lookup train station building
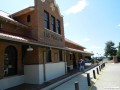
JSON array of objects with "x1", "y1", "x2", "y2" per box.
[{"x1": 0, "y1": 0, "x2": 92, "y2": 89}]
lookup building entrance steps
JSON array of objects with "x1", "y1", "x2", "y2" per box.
[{"x1": 6, "y1": 63, "x2": 98, "y2": 90}]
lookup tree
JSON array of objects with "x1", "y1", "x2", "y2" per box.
[{"x1": 104, "y1": 41, "x2": 117, "y2": 59}]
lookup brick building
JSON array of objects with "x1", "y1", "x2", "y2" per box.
[{"x1": 0, "y1": 0, "x2": 92, "y2": 89}]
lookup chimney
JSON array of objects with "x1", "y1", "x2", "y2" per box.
[
  {"x1": 34, "y1": 0, "x2": 43, "y2": 40},
  {"x1": 34, "y1": 0, "x2": 41, "y2": 10}
]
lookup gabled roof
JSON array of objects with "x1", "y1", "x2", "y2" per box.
[
  {"x1": 0, "y1": 10, "x2": 15, "y2": 21},
  {"x1": 0, "y1": 31, "x2": 93, "y2": 55},
  {"x1": 11, "y1": 6, "x2": 34, "y2": 17},
  {"x1": 65, "y1": 38, "x2": 86, "y2": 49},
  {"x1": 0, "y1": 10, "x2": 28, "y2": 28}
]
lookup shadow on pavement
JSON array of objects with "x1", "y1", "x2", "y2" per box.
[{"x1": 92, "y1": 86, "x2": 97, "y2": 90}]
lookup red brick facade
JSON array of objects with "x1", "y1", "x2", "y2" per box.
[
  {"x1": 12, "y1": 0, "x2": 65, "y2": 47},
  {"x1": 0, "y1": 0, "x2": 92, "y2": 81}
]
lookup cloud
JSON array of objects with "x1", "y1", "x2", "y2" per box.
[
  {"x1": 89, "y1": 45, "x2": 104, "y2": 56},
  {"x1": 90, "y1": 45, "x2": 102, "y2": 49},
  {"x1": 118, "y1": 24, "x2": 120, "y2": 27},
  {"x1": 22, "y1": 5, "x2": 30, "y2": 9},
  {"x1": 64, "y1": 22, "x2": 70, "y2": 27},
  {"x1": 65, "y1": 0, "x2": 88, "y2": 15},
  {"x1": 74, "y1": 40, "x2": 80, "y2": 44},
  {"x1": 83, "y1": 37, "x2": 91, "y2": 42}
]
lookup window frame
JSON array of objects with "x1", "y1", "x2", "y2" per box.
[
  {"x1": 27, "y1": 15, "x2": 31, "y2": 23},
  {"x1": 46, "y1": 49, "x2": 51, "y2": 62},
  {"x1": 44, "y1": 11, "x2": 49, "y2": 29},
  {"x1": 51, "y1": 15, "x2": 56, "y2": 32},
  {"x1": 59, "y1": 50, "x2": 63, "y2": 61},
  {"x1": 0, "y1": 22, "x2": 3, "y2": 29},
  {"x1": 56, "y1": 20, "x2": 61, "y2": 34},
  {"x1": 70, "y1": 53, "x2": 72, "y2": 60}
]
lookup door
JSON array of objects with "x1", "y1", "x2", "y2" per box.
[
  {"x1": 73, "y1": 53, "x2": 77, "y2": 69},
  {"x1": 4, "y1": 46, "x2": 17, "y2": 76}
]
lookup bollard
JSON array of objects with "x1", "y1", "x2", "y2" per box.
[
  {"x1": 75, "y1": 81, "x2": 79, "y2": 90},
  {"x1": 93, "y1": 70, "x2": 96, "y2": 79},
  {"x1": 87, "y1": 73, "x2": 91, "y2": 86},
  {"x1": 101, "y1": 65, "x2": 102, "y2": 69},
  {"x1": 103, "y1": 63, "x2": 104, "y2": 68},
  {"x1": 99, "y1": 66, "x2": 101, "y2": 71},
  {"x1": 96, "y1": 68, "x2": 99, "y2": 74}
]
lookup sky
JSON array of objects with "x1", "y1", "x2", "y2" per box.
[{"x1": 0, "y1": 0, "x2": 120, "y2": 57}]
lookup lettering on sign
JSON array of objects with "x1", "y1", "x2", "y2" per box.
[{"x1": 44, "y1": 31, "x2": 62, "y2": 42}]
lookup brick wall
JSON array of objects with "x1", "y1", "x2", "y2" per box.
[
  {"x1": 10, "y1": 0, "x2": 65, "y2": 48},
  {"x1": 0, "y1": 20, "x2": 32, "y2": 39},
  {"x1": 34, "y1": 0, "x2": 65, "y2": 47},
  {"x1": 13, "y1": 11, "x2": 38, "y2": 40},
  {"x1": 39, "y1": 47, "x2": 65, "y2": 64},
  {"x1": 0, "y1": 42, "x2": 23, "y2": 79},
  {"x1": 24, "y1": 47, "x2": 39, "y2": 65}
]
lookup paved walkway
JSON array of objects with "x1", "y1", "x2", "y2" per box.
[
  {"x1": 43, "y1": 65, "x2": 100, "y2": 90},
  {"x1": 6, "y1": 64, "x2": 97, "y2": 90},
  {"x1": 92, "y1": 63, "x2": 120, "y2": 90}
]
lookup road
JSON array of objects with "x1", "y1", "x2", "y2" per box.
[{"x1": 92, "y1": 63, "x2": 120, "y2": 90}]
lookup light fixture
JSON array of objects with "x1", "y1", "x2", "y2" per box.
[
  {"x1": 70, "y1": 52, "x2": 72, "y2": 54},
  {"x1": 41, "y1": 0, "x2": 46, "y2": 2},
  {"x1": 27, "y1": 46, "x2": 33, "y2": 51}
]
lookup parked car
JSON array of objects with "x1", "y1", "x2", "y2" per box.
[
  {"x1": 97, "y1": 57, "x2": 103, "y2": 61},
  {"x1": 84, "y1": 58, "x2": 92, "y2": 63}
]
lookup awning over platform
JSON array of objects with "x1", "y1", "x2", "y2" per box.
[
  {"x1": 65, "y1": 47, "x2": 93, "y2": 56},
  {"x1": 0, "y1": 32, "x2": 93, "y2": 55},
  {"x1": 0, "y1": 32, "x2": 66, "y2": 50}
]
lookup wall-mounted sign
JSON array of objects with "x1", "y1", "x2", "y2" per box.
[{"x1": 44, "y1": 31, "x2": 63, "y2": 42}]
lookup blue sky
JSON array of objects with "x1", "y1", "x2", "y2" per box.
[{"x1": 0, "y1": 0, "x2": 120, "y2": 56}]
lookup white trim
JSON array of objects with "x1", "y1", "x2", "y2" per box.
[
  {"x1": 24, "y1": 65, "x2": 40, "y2": 84},
  {"x1": 24, "y1": 62, "x2": 66, "y2": 84},
  {"x1": 45, "y1": 62, "x2": 65, "y2": 81}
]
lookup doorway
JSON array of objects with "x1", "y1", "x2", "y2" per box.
[
  {"x1": 73, "y1": 53, "x2": 77, "y2": 69},
  {"x1": 4, "y1": 46, "x2": 17, "y2": 76}
]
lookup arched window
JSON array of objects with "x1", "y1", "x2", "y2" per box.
[
  {"x1": 27, "y1": 15, "x2": 31, "y2": 23},
  {"x1": 4, "y1": 46, "x2": 17, "y2": 76}
]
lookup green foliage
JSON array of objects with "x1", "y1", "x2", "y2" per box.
[{"x1": 104, "y1": 41, "x2": 117, "y2": 59}]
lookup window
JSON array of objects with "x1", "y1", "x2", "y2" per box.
[
  {"x1": 59, "y1": 50, "x2": 62, "y2": 61},
  {"x1": 56, "y1": 20, "x2": 61, "y2": 34},
  {"x1": 51, "y1": 16, "x2": 56, "y2": 32},
  {"x1": 0, "y1": 23, "x2": 3, "y2": 29},
  {"x1": 54, "y1": 53, "x2": 58, "y2": 61},
  {"x1": 70, "y1": 53, "x2": 72, "y2": 60},
  {"x1": 27, "y1": 15, "x2": 31, "y2": 23},
  {"x1": 44, "y1": 11, "x2": 49, "y2": 29},
  {"x1": 63, "y1": 53, "x2": 66, "y2": 61},
  {"x1": 46, "y1": 49, "x2": 51, "y2": 62}
]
